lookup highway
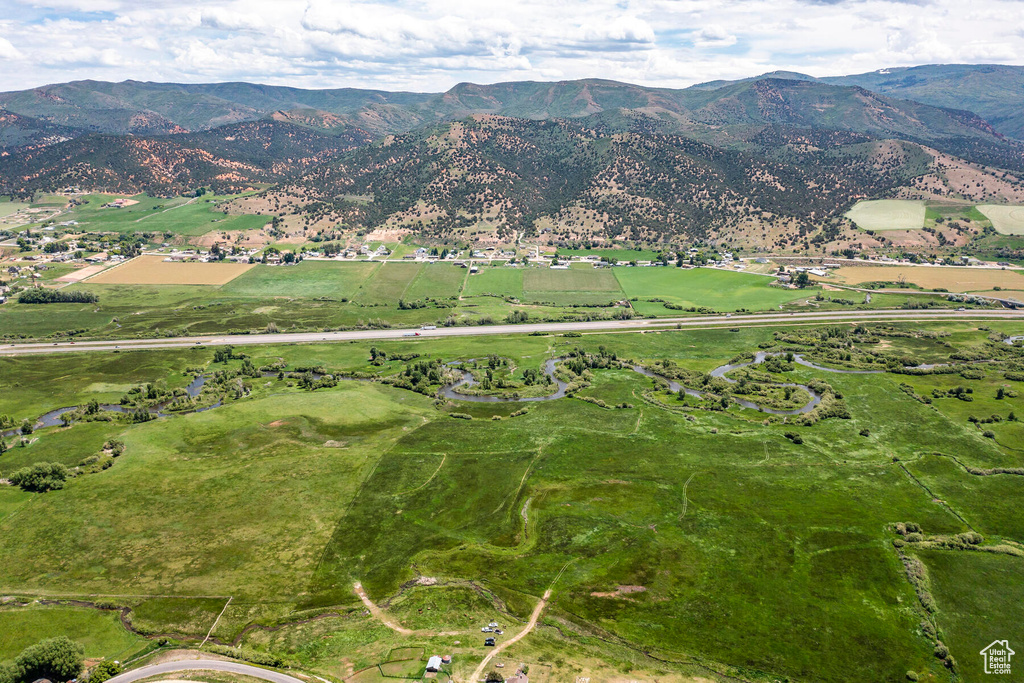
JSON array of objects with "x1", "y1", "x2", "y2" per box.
[
  {"x1": 104, "y1": 659, "x2": 306, "y2": 683},
  {"x1": 2, "y1": 309, "x2": 1022, "y2": 356}
]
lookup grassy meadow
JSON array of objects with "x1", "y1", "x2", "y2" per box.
[{"x1": 0, "y1": 321, "x2": 1020, "y2": 681}]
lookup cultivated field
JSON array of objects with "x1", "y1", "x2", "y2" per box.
[
  {"x1": 352, "y1": 263, "x2": 422, "y2": 305},
  {"x1": 222, "y1": 261, "x2": 378, "y2": 298},
  {"x1": 831, "y1": 265, "x2": 1024, "y2": 291},
  {"x1": 977, "y1": 204, "x2": 1024, "y2": 235},
  {"x1": 55, "y1": 264, "x2": 107, "y2": 283},
  {"x1": 403, "y1": 263, "x2": 467, "y2": 300},
  {"x1": 846, "y1": 199, "x2": 927, "y2": 231},
  {"x1": 615, "y1": 267, "x2": 807, "y2": 310},
  {"x1": 87, "y1": 254, "x2": 254, "y2": 285}
]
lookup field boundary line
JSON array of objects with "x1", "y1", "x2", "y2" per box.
[
  {"x1": 678, "y1": 472, "x2": 698, "y2": 520},
  {"x1": 200, "y1": 596, "x2": 232, "y2": 648},
  {"x1": 77, "y1": 255, "x2": 139, "y2": 285},
  {"x1": 394, "y1": 453, "x2": 447, "y2": 496}
]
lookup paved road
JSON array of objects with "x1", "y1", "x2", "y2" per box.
[
  {"x1": 2, "y1": 309, "x2": 1022, "y2": 356},
  {"x1": 105, "y1": 659, "x2": 305, "y2": 683}
]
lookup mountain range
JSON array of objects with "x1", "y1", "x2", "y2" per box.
[{"x1": 1, "y1": 64, "x2": 1022, "y2": 248}]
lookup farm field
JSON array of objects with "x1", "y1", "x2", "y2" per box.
[
  {"x1": 615, "y1": 266, "x2": 808, "y2": 310},
  {"x1": 351, "y1": 262, "x2": 423, "y2": 305},
  {"x1": 976, "y1": 204, "x2": 1024, "y2": 235},
  {"x1": 48, "y1": 193, "x2": 268, "y2": 236},
  {"x1": 829, "y1": 264, "x2": 1024, "y2": 292},
  {"x1": 846, "y1": 199, "x2": 927, "y2": 231},
  {"x1": 222, "y1": 260, "x2": 378, "y2": 298},
  {"x1": 87, "y1": 254, "x2": 254, "y2": 285},
  {"x1": 0, "y1": 198, "x2": 29, "y2": 219},
  {"x1": 0, "y1": 322, "x2": 1020, "y2": 682},
  {"x1": 403, "y1": 262, "x2": 467, "y2": 300},
  {"x1": 462, "y1": 266, "x2": 523, "y2": 298}
]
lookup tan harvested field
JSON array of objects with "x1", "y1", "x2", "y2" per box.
[
  {"x1": 831, "y1": 265, "x2": 1024, "y2": 291},
  {"x1": 977, "y1": 205, "x2": 1024, "y2": 235},
  {"x1": 88, "y1": 254, "x2": 254, "y2": 285},
  {"x1": 55, "y1": 264, "x2": 108, "y2": 282}
]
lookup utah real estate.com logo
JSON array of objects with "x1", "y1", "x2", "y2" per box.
[{"x1": 980, "y1": 640, "x2": 1015, "y2": 675}]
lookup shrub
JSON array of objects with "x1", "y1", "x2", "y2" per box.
[
  {"x1": 9, "y1": 462, "x2": 68, "y2": 492},
  {"x1": 983, "y1": 430, "x2": 996, "y2": 438},
  {"x1": 859, "y1": 428, "x2": 870, "y2": 436},
  {"x1": 205, "y1": 644, "x2": 283, "y2": 667},
  {"x1": 906, "y1": 672, "x2": 919, "y2": 682},
  {"x1": 13, "y1": 636, "x2": 84, "y2": 683},
  {"x1": 18, "y1": 289, "x2": 98, "y2": 304},
  {"x1": 906, "y1": 532, "x2": 924, "y2": 542},
  {"x1": 88, "y1": 660, "x2": 123, "y2": 683},
  {"x1": 449, "y1": 412, "x2": 473, "y2": 420}
]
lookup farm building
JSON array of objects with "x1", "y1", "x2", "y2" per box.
[{"x1": 426, "y1": 655, "x2": 442, "y2": 672}]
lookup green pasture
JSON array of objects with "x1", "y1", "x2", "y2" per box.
[
  {"x1": 615, "y1": 267, "x2": 809, "y2": 310},
  {"x1": 352, "y1": 263, "x2": 423, "y2": 305},
  {"x1": 846, "y1": 199, "x2": 927, "y2": 231},
  {"x1": 0, "y1": 198, "x2": 29, "y2": 219},
  {"x1": 0, "y1": 605, "x2": 144, "y2": 662},
  {"x1": 919, "y1": 550, "x2": 1024, "y2": 682},
  {"x1": 403, "y1": 263, "x2": 467, "y2": 300},
  {"x1": 223, "y1": 261, "x2": 379, "y2": 299},
  {"x1": 462, "y1": 266, "x2": 523, "y2": 298}
]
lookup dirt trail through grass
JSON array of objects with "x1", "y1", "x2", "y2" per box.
[
  {"x1": 467, "y1": 561, "x2": 573, "y2": 682},
  {"x1": 353, "y1": 583, "x2": 463, "y2": 638},
  {"x1": 353, "y1": 582, "x2": 414, "y2": 635}
]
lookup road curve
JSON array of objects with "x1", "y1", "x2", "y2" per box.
[
  {"x1": 1, "y1": 309, "x2": 1022, "y2": 356},
  {"x1": 105, "y1": 659, "x2": 305, "y2": 683}
]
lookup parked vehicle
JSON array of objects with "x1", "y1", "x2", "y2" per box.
[{"x1": 484, "y1": 637, "x2": 496, "y2": 646}]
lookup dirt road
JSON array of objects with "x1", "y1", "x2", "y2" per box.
[
  {"x1": 353, "y1": 582, "x2": 414, "y2": 635},
  {"x1": 468, "y1": 588, "x2": 552, "y2": 683}
]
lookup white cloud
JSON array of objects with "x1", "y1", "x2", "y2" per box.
[{"x1": 0, "y1": 0, "x2": 1020, "y2": 91}]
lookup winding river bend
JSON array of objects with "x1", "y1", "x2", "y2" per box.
[
  {"x1": 8, "y1": 350, "x2": 892, "y2": 437},
  {"x1": 439, "y1": 351, "x2": 882, "y2": 415}
]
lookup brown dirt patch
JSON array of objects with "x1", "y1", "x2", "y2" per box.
[
  {"x1": 590, "y1": 585, "x2": 647, "y2": 598},
  {"x1": 88, "y1": 254, "x2": 254, "y2": 286},
  {"x1": 56, "y1": 264, "x2": 106, "y2": 282}
]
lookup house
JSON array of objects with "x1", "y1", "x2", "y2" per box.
[
  {"x1": 414, "y1": 247, "x2": 428, "y2": 257},
  {"x1": 504, "y1": 671, "x2": 528, "y2": 683},
  {"x1": 426, "y1": 656, "x2": 442, "y2": 672},
  {"x1": 808, "y1": 268, "x2": 827, "y2": 277},
  {"x1": 550, "y1": 264, "x2": 569, "y2": 270}
]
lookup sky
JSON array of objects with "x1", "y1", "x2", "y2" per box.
[{"x1": 0, "y1": 0, "x2": 1022, "y2": 92}]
